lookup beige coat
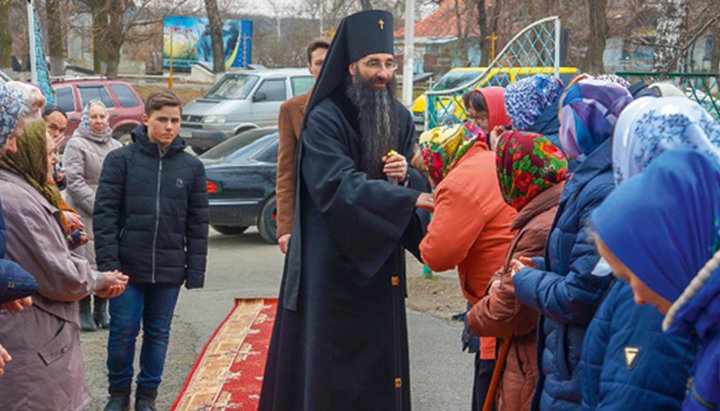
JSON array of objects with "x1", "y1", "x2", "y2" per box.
[
  {"x1": 0, "y1": 168, "x2": 103, "y2": 410},
  {"x1": 63, "y1": 129, "x2": 122, "y2": 267}
]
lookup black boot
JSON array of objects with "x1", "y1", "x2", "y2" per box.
[
  {"x1": 135, "y1": 386, "x2": 158, "y2": 411},
  {"x1": 103, "y1": 386, "x2": 130, "y2": 411},
  {"x1": 79, "y1": 296, "x2": 97, "y2": 332},
  {"x1": 94, "y1": 296, "x2": 110, "y2": 329}
]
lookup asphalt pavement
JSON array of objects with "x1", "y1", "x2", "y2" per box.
[{"x1": 83, "y1": 228, "x2": 473, "y2": 410}]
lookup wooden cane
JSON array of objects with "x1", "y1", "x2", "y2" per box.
[{"x1": 482, "y1": 338, "x2": 512, "y2": 411}]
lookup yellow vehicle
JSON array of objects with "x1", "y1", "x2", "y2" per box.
[{"x1": 414, "y1": 66, "x2": 580, "y2": 130}]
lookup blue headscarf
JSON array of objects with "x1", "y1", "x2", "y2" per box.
[
  {"x1": 612, "y1": 96, "x2": 720, "y2": 186},
  {"x1": 79, "y1": 100, "x2": 111, "y2": 133},
  {"x1": 559, "y1": 79, "x2": 633, "y2": 158},
  {"x1": 591, "y1": 149, "x2": 720, "y2": 337},
  {"x1": 504, "y1": 74, "x2": 564, "y2": 131},
  {"x1": 0, "y1": 82, "x2": 28, "y2": 147}
]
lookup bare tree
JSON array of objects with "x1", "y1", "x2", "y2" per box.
[
  {"x1": 654, "y1": 0, "x2": 688, "y2": 71},
  {"x1": 453, "y1": 0, "x2": 477, "y2": 66},
  {"x1": 0, "y1": 0, "x2": 10, "y2": 68},
  {"x1": 46, "y1": 0, "x2": 64, "y2": 75},
  {"x1": 587, "y1": 0, "x2": 608, "y2": 72},
  {"x1": 204, "y1": 0, "x2": 225, "y2": 73},
  {"x1": 360, "y1": 0, "x2": 373, "y2": 10}
]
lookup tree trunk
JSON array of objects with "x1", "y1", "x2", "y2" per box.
[
  {"x1": 46, "y1": 0, "x2": 64, "y2": 76},
  {"x1": 204, "y1": 0, "x2": 225, "y2": 73},
  {"x1": 454, "y1": 0, "x2": 466, "y2": 64},
  {"x1": 360, "y1": 0, "x2": 372, "y2": 11},
  {"x1": 0, "y1": 0, "x2": 11, "y2": 68},
  {"x1": 104, "y1": 0, "x2": 125, "y2": 78},
  {"x1": 477, "y1": 0, "x2": 489, "y2": 65},
  {"x1": 587, "y1": 0, "x2": 608, "y2": 73},
  {"x1": 654, "y1": 0, "x2": 688, "y2": 72},
  {"x1": 91, "y1": 2, "x2": 109, "y2": 74},
  {"x1": 711, "y1": 24, "x2": 720, "y2": 73}
]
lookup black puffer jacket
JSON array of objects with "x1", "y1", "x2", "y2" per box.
[{"x1": 94, "y1": 126, "x2": 208, "y2": 288}]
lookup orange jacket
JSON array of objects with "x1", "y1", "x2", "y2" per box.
[{"x1": 420, "y1": 141, "x2": 516, "y2": 359}]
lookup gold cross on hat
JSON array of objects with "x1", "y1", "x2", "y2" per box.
[{"x1": 378, "y1": 19, "x2": 385, "y2": 30}]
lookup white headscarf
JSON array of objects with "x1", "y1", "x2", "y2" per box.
[{"x1": 612, "y1": 96, "x2": 720, "y2": 186}]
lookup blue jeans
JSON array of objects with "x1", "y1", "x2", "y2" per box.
[{"x1": 107, "y1": 283, "x2": 181, "y2": 389}]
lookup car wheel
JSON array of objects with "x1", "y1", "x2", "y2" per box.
[
  {"x1": 258, "y1": 195, "x2": 277, "y2": 244},
  {"x1": 211, "y1": 225, "x2": 249, "y2": 235}
]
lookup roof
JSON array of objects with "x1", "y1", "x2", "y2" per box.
[{"x1": 394, "y1": 0, "x2": 479, "y2": 39}]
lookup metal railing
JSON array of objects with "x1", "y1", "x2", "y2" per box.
[
  {"x1": 425, "y1": 16, "x2": 562, "y2": 129},
  {"x1": 616, "y1": 71, "x2": 720, "y2": 120}
]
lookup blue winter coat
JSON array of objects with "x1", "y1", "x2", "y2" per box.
[
  {"x1": 581, "y1": 280, "x2": 694, "y2": 410},
  {"x1": 527, "y1": 104, "x2": 578, "y2": 172},
  {"x1": 513, "y1": 139, "x2": 615, "y2": 411},
  {"x1": 0, "y1": 198, "x2": 37, "y2": 303}
]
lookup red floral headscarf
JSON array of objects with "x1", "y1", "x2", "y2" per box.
[{"x1": 496, "y1": 131, "x2": 568, "y2": 211}]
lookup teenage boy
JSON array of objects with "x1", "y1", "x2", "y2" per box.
[{"x1": 94, "y1": 89, "x2": 209, "y2": 411}]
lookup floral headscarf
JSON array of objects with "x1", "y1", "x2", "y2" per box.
[
  {"x1": 419, "y1": 124, "x2": 478, "y2": 186},
  {"x1": 0, "y1": 82, "x2": 28, "y2": 147},
  {"x1": 504, "y1": 74, "x2": 565, "y2": 131},
  {"x1": 559, "y1": 79, "x2": 633, "y2": 159},
  {"x1": 612, "y1": 96, "x2": 720, "y2": 186},
  {"x1": 496, "y1": 131, "x2": 568, "y2": 211},
  {"x1": 594, "y1": 74, "x2": 631, "y2": 89},
  {"x1": 0, "y1": 119, "x2": 61, "y2": 208}
]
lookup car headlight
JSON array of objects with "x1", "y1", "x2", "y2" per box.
[{"x1": 203, "y1": 115, "x2": 226, "y2": 124}]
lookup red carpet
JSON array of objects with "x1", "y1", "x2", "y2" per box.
[{"x1": 171, "y1": 298, "x2": 277, "y2": 411}]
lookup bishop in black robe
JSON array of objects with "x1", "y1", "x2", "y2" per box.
[{"x1": 259, "y1": 10, "x2": 430, "y2": 411}]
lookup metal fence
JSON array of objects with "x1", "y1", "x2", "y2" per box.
[
  {"x1": 425, "y1": 16, "x2": 562, "y2": 129},
  {"x1": 616, "y1": 71, "x2": 720, "y2": 120}
]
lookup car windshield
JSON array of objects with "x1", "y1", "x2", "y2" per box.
[
  {"x1": 432, "y1": 71, "x2": 482, "y2": 91},
  {"x1": 205, "y1": 74, "x2": 259, "y2": 100},
  {"x1": 200, "y1": 128, "x2": 278, "y2": 161}
]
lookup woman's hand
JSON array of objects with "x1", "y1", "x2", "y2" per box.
[
  {"x1": 96, "y1": 271, "x2": 129, "y2": 298},
  {"x1": 62, "y1": 211, "x2": 85, "y2": 234},
  {"x1": 518, "y1": 256, "x2": 535, "y2": 268},
  {"x1": 0, "y1": 344, "x2": 11, "y2": 377},
  {"x1": 510, "y1": 259, "x2": 527, "y2": 277},
  {"x1": 415, "y1": 192, "x2": 435, "y2": 212},
  {"x1": 0, "y1": 296, "x2": 32, "y2": 313}
]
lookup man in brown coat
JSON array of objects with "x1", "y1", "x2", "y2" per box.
[{"x1": 275, "y1": 37, "x2": 329, "y2": 253}]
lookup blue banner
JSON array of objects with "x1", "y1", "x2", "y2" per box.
[{"x1": 163, "y1": 16, "x2": 253, "y2": 70}]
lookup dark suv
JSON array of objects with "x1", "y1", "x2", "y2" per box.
[{"x1": 52, "y1": 78, "x2": 145, "y2": 144}]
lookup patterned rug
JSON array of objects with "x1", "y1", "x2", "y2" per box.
[{"x1": 171, "y1": 298, "x2": 277, "y2": 410}]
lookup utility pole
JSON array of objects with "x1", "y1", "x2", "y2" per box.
[
  {"x1": 402, "y1": 0, "x2": 415, "y2": 107},
  {"x1": 27, "y1": 0, "x2": 37, "y2": 84}
]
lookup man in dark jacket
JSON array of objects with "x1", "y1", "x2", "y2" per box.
[{"x1": 94, "y1": 90, "x2": 209, "y2": 411}]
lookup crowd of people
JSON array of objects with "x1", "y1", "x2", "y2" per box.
[
  {"x1": 0, "y1": 8, "x2": 719, "y2": 411},
  {"x1": 0, "y1": 81, "x2": 208, "y2": 411},
  {"x1": 263, "y1": 10, "x2": 720, "y2": 411}
]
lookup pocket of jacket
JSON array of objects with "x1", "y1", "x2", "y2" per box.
[{"x1": 38, "y1": 321, "x2": 71, "y2": 366}]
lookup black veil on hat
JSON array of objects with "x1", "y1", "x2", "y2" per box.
[{"x1": 302, "y1": 10, "x2": 395, "y2": 127}]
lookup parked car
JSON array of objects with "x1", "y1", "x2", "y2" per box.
[
  {"x1": 200, "y1": 126, "x2": 280, "y2": 243},
  {"x1": 51, "y1": 77, "x2": 145, "y2": 144},
  {"x1": 180, "y1": 68, "x2": 313, "y2": 154}
]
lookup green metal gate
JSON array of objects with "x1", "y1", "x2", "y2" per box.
[
  {"x1": 425, "y1": 16, "x2": 563, "y2": 129},
  {"x1": 616, "y1": 71, "x2": 720, "y2": 120}
]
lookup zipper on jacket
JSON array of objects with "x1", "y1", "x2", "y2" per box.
[{"x1": 151, "y1": 158, "x2": 163, "y2": 283}]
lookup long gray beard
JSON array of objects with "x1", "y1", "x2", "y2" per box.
[{"x1": 346, "y1": 74, "x2": 399, "y2": 179}]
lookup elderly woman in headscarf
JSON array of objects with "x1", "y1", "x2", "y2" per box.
[
  {"x1": 592, "y1": 149, "x2": 720, "y2": 410},
  {"x1": 510, "y1": 79, "x2": 633, "y2": 410},
  {"x1": 65, "y1": 100, "x2": 122, "y2": 331},
  {"x1": 418, "y1": 124, "x2": 516, "y2": 410},
  {"x1": 503, "y1": 74, "x2": 565, "y2": 150},
  {"x1": 0, "y1": 119, "x2": 128, "y2": 410},
  {"x1": 462, "y1": 86, "x2": 511, "y2": 146},
  {"x1": 467, "y1": 131, "x2": 568, "y2": 411},
  {"x1": 581, "y1": 97, "x2": 718, "y2": 409}
]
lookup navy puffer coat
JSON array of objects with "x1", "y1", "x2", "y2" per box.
[
  {"x1": 581, "y1": 280, "x2": 694, "y2": 410},
  {"x1": 94, "y1": 126, "x2": 208, "y2": 288},
  {"x1": 513, "y1": 139, "x2": 615, "y2": 410}
]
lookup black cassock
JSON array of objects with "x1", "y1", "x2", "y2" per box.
[{"x1": 258, "y1": 87, "x2": 429, "y2": 411}]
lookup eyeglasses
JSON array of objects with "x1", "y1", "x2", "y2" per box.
[{"x1": 361, "y1": 59, "x2": 398, "y2": 71}]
